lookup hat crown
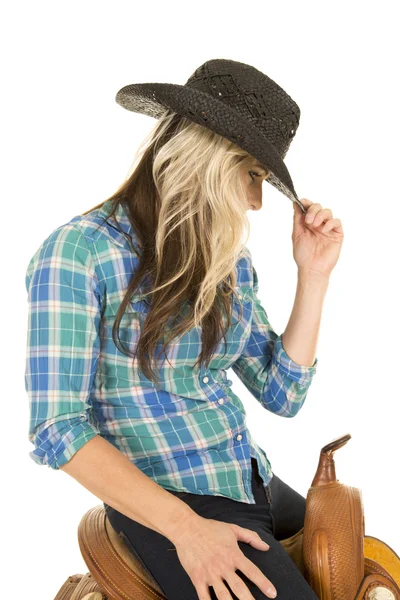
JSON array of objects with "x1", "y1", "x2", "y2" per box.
[{"x1": 185, "y1": 59, "x2": 300, "y2": 158}]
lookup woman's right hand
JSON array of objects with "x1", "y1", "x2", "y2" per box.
[{"x1": 172, "y1": 514, "x2": 277, "y2": 600}]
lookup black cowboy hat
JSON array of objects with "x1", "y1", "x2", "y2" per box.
[{"x1": 115, "y1": 58, "x2": 307, "y2": 213}]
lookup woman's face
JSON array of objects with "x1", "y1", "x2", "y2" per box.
[{"x1": 239, "y1": 158, "x2": 270, "y2": 211}]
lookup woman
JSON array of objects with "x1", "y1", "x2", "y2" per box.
[{"x1": 24, "y1": 59, "x2": 344, "y2": 600}]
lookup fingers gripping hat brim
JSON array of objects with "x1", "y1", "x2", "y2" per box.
[{"x1": 115, "y1": 82, "x2": 305, "y2": 212}]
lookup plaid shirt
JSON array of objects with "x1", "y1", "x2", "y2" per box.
[{"x1": 24, "y1": 199, "x2": 318, "y2": 504}]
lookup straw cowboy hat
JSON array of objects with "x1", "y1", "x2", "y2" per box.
[{"x1": 114, "y1": 57, "x2": 308, "y2": 213}]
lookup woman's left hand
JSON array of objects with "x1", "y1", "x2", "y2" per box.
[{"x1": 292, "y1": 198, "x2": 344, "y2": 278}]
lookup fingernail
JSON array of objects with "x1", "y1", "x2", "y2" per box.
[
  {"x1": 268, "y1": 588, "x2": 277, "y2": 598},
  {"x1": 306, "y1": 214, "x2": 313, "y2": 223}
]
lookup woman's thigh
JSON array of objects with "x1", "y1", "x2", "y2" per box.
[
  {"x1": 266, "y1": 472, "x2": 307, "y2": 541},
  {"x1": 104, "y1": 493, "x2": 317, "y2": 600}
]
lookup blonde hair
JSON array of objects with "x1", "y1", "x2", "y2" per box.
[{"x1": 84, "y1": 109, "x2": 265, "y2": 383}]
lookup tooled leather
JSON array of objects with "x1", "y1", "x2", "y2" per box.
[
  {"x1": 304, "y1": 483, "x2": 364, "y2": 598},
  {"x1": 303, "y1": 434, "x2": 365, "y2": 599},
  {"x1": 355, "y1": 573, "x2": 400, "y2": 599},
  {"x1": 74, "y1": 433, "x2": 400, "y2": 600}
]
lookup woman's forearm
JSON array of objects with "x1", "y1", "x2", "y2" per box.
[
  {"x1": 59, "y1": 434, "x2": 199, "y2": 544},
  {"x1": 281, "y1": 271, "x2": 330, "y2": 367}
]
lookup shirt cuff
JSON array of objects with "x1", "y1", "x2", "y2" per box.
[
  {"x1": 272, "y1": 334, "x2": 318, "y2": 386},
  {"x1": 29, "y1": 417, "x2": 99, "y2": 470}
]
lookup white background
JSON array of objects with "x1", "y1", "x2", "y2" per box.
[{"x1": 2, "y1": 1, "x2": 399, "y2": 598}]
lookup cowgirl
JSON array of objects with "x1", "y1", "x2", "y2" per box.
[{"x1": 25, "y1": 58, "x2": 343, "y2": 600}]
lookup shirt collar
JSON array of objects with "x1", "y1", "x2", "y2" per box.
[
  {"x1": 95, "y1": 200, "x2": 247, "y2": 279},
  {"x1": 99, "y1": 198, "x2": 133, "y2": 235},
  {"x1": 95, "y1": 198, "x2": 138, "y2": 250}
]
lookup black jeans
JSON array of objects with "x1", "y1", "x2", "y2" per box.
[{"x1": 104, "y1": 458, "x2": 318, "y2": 599}]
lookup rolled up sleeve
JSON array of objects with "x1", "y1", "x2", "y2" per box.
[
  {"x1": 24, "y1": 224, "x2": 101, "y2": 469},
  {"x1": 231, "y1": 262, "x2": 318, "y2": 418}
]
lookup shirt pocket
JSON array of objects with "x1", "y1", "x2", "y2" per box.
[
  {"x1": 129, "y1": 292, "x2": 152, "y2": 316},
  {"x1": 102, "y1": 288, "x2": 150, "y2": 320},
  {"x1": 99, "y1": 291, "x2": 156, "y2": 383}
]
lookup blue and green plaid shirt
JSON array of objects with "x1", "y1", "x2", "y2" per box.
[{"x1": 24, "y1": 199, "x2": 318, "y2": 504}]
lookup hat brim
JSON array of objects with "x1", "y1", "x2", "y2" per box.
[{"x1": 115, "y1": 82, "x2": 306, "y2": 212}]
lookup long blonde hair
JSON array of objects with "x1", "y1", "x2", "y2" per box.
[{"x1": 83, "y1": 109, "x2": 265, "y2": 383}]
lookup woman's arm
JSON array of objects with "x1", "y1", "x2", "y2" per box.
[
  {"x1": 24, "y1": 224, "x2": 200, "y2": 544},
  {"x1": 230, "y1": 261, "x2": 319, "y2": 418},
  {"x1": 281, "y1": 271, "x2": 330, "y2": 367},
  {"x1": 60, "y1": 434, "x2": 199, "y2": 545}
]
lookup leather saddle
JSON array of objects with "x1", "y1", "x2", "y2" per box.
[{"x1": 54, "y1": 433, "x2": 400, "y2": 600}]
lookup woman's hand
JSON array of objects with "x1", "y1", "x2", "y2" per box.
[
  {"x1": 292, "y1": 198, "x2": 344, "y2": 278},
  {"x1": 172, "y1": 515, "x2": 277, "y2": 600}
]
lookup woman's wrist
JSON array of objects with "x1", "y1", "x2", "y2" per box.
[
  {"x1": 165, "y1": 503, "x2": 203, "y2": 545},
  {"x1": 297, "y1": 268, "x2": 331, "y2": 286}
]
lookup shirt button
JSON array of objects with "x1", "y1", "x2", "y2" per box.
[
  {"x1": 218, "y1": 398, "x2": 224, "y2": 404},
  {"x1": 237, "y1": 294, "x2": 242, "y2": 300},
  {"x1": 236, "y1": 434, "x2": 243, "y2": 441},
  {"x1": 202, "y1": 376, "x2": 209, "y2": 383}
]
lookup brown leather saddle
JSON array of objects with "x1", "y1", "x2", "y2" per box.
[{"x1": 54, "y1": 433, "x2": 400, "y2": 600}]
